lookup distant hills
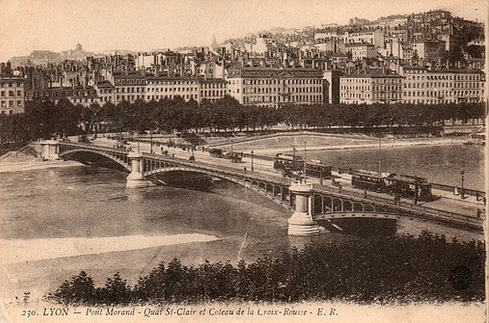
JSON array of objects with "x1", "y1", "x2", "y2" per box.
[
  {"x1": 9, "y1": 44, "x2": 137, "y2": 66},
  {"x1": 9, "y1": 43, "x2": 95, "y2": 66}
]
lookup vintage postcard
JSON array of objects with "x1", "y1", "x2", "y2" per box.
[{"x1": 0, "y1": 0, "x2": 486, "y2": 322}]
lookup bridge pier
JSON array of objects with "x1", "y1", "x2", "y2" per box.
[
  {"x1": 288, "y1": 183, "x2": 321, "y2": 236},
  {"x1": 126, "y1": 152, "x2": 149, "y2": 188},
  {"x1": 40, "y1": 140, "x2": 59, "y2": 161}
]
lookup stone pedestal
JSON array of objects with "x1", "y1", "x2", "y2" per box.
[
  {"x1": 40, "y1": 140, "x2": 59, "y2": 160},
  {"x1": 288, "y1": 183, "x2": 320, "y2": 236},
  {"x1": 126, "y1": 152, "x2": 149, "y2": 188}
]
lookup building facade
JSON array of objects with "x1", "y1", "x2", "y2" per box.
[
  {"x1": 114, "y1": 73, "x2": 147, "y2": 103},
  {"x1": 145, "y1": 77, "x2": 200, "y2": 102},
  {"x1": 346, "y1": 43, "x2": 378, "y2": 61},
  {"x1": 401, "y1": 67, "x2": 485, "y2": 104},
  {"x1": 199, "y1": 79, "x2": 227, "y2": 103},
  {"x1": 340, "y1": 69, "x2": 403, "y2": 104},
  {"x1": 226, "y1": 67, "x2": 324, "y2": 108},
  {"x1": 94, "y1": 81, "x2": 115, "y2": 104},
  {"x1": 28, "y1": 86, "x2": 99, "y2": 107},
  {"x1": 0, "y1": 75, "x2": 25, "y2": 115}
]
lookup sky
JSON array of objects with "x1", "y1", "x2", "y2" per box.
[{"x1": 0, "y1": 0, "x2": 486, "y2": 61}]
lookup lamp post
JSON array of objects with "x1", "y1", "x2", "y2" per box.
[
  {"x1": 378, "y1": 135, "x2": 382, "y2": 176},
  {"x1": 251, "y1": 150, "x2": 254, "y2": 172},
  {"x1": 461, "y1": 170, "x2": 465, "y2": 199},
  {"x1": 150, "y1": 131, "x2": 153, "y2": 154},
  {"x1": 303, "y1": 141, "x2": 307, "y2": 184}
]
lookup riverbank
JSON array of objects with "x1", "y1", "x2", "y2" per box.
[
  {"x1": 0, "y1": 158, "x2": 80, "y2": 174},
  {"x1": 214, "y1": 133, "x2": 469, "y2": 156}
]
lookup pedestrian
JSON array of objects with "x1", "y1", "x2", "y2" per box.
[
  {"x1": 364, "y1": 190, "x2": 367, "y2": 198},
  {"x1": 244, "y1": 166, "x2": 247, "y2": 172},
  {"x1": 476, "y1": 192, "x2": 480, "y2": 201},
  {"x1": 483, "y1": 197, "x2": 486, "y2": 206},
  {"x1": 476, "y1": 209, "x2": 481, "y2": 218}
]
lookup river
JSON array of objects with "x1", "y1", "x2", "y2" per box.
[
  {"x1": 301, "y1": 145, "x2": 484, "y2": 191},
  {"x1": 0, "y1": 144, "x2": 484, "y2": 301}
]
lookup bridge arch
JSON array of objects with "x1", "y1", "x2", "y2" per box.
[{"x1": 59, "y1": 149, "x2": 131, "y2": 172}]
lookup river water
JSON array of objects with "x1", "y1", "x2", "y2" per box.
[
  {"x1": 304, "y1": 145, "x2": 485, "y2": 191},
  {"x1": 0, "y1": 145, "x2": 484, "y2": 301}
]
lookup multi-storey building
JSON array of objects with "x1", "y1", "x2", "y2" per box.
[
  {"x1": 226, "y1": 67, "x2": 324, "y2": 108},
  {"x1": 143, "y1": 77, "x2": 227, "y2": 104},
  {"x1": 94, "y1": 81, "x2": 115, "y2": 104},
  {"x1": 344, "y1": 30, "x2": 384, "y2": 48},
  {"x1": 114, "y1": 73, "x2": 147, "y2": 103},
  {"x1": 346, "y1": 43, "x2": 378, "y2": 61},
  {"x1": 340, "y1": 69, "x2": 403, "y2": 104},
  {"x1": 28, "y1": 86, "x2": 99, "y2": 107},
  {"x1": 199, "y1": 79, "x2": 227, "y2": 103},
  {"x1": 410, "y1": 41, "x2": 445, "y2": 62},
  {"x1": 145, "y1": 76, "x2": 200, "y2": 102},
  {"x1": 0, "y1": 75, "x2": 25, "y2": 115},
  {"x1": 401, "y1": 66, "x2": 485, "y2": 104}
]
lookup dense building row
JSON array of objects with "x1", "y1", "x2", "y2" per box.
[
  {"x1": 0, "y1": 9, "x2": 485, "y2": 114},
  {"x1": 15, "y1": 65, "x2": 484, "y2": 110}
]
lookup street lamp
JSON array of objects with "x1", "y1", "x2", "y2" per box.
[
  {"x1": 251, "y1": 150, "x2": 254, "y2": 172},
  {"x1": 190, "y1": 145, "x2": 195, "y2": 161},
  {"x1": 378, "y1": 135, "x2": 382, "y2": 176},
  {"x1": 303, "y1": 141, "x2": 307, "y2": 184},
  {"x1": 461, "y1": 170, "x2": 465, "y2": 198}
]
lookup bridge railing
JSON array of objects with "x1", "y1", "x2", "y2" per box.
[
  {"x1": 431, "y1": 182, "x2": 485, "y2": 198},
  {"x1": 311, "y1": 183, "x2": 483, "y2": 228},
  {"x1": 141, "y1": 151, "x2": 291, "y2": 186},
  {"x1": 59, "y1": 142, "x2": 130, "y2": 155}
]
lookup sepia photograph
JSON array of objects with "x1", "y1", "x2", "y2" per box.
[{"x1": 0, "y1": 0, "x2": 486, "y2": 322}]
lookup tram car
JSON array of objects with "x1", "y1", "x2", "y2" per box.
[
  {"x1": 274, "y1": 154, "x2": 332, "y2": 178},
  {"x1": 351, "y1": 170, "x2": 386, "y2": 192},
  {"x1": 273, "y1": 153, "x2": 305, "y2": 172},
  {"x1": 305, "y1": 159, "x2": 333, "y2": 178},
  {"x1": 208, "y1": 148, "x2": 223, "y2": 158},
  {"x1": 384, "y1": 174, "x2": 432, "y2": 201}
]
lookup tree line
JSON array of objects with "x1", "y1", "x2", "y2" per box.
[
  {"x1": 0, "y1": 95, "x2": 485, "y2": 144},
  {"x1": 46, "y1": 231, "x2": 484, "y2": 305}
]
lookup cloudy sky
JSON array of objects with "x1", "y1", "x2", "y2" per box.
[{"x1": 0, "y1": 0, "x2": 486, "y2": 61}]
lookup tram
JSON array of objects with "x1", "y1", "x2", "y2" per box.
[
  {"x1": 273, "y1": 154, "x2": 332, "y2": 178},
  {"x1": 273, "y1": 153, "x2": 304, "y2": 172},
  {"x1": 350, "y1": 170, "x2": 432, "y2": 201},
  {"x1": 384, "y1": 174, "x2": 432, "y2": 201},
  {"x1": 351, "y1": 170, "x2": 386, "y2": 192}
]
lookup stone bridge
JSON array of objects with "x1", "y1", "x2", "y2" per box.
[{"x1": 41, "y1": 141, "x2": 482, "y2": 235}]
